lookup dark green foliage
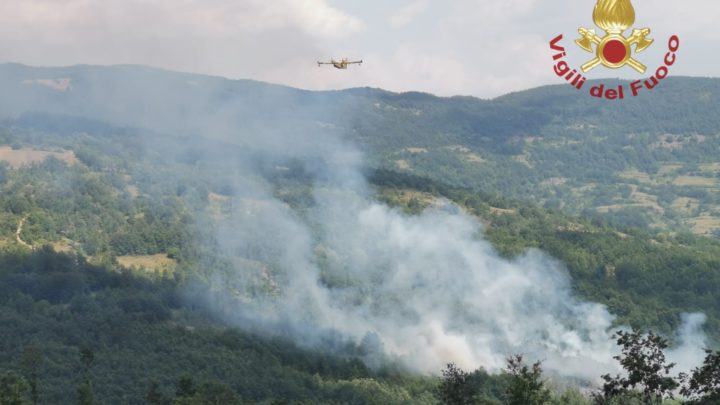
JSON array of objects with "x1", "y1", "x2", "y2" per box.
[
  {"x1": 0, "y1": 248, "x2": 434, "y2": 403},
  {"x1": 681, "y1": 350, "x2": 720, "y2": 404},
  {"x1": 435, "y1": 363, "x2": 516, "y2": 405},
  {"x1": 176, "y1": 375, "x2": 197, "y2": 399},
  {"x1": 76, "y1": 383, "x2": 95, "y2": 405},
  {"x1": 0, "y1": 372, "x2": 29, "y2": 405},
  {"x1": 79, "y1": 346, "x2": 94, "y2": 382},
  {"x1": 338, "y1": 78, "x2": 720, "y2": 237},
  {"x1": 552, "y1": 389, "x2": 591, "y2": 405},
  {"x1": 504, "y1": 355, "x2": 551, "y2": 405},
  {"x1": 76, "y1": 383, "x2": 96, "y2": 405},
  {"x1": 599, "y1": 331, "x2": 678, "y2": 405},
  {"x1": 18, "y1": 346, "x2": 41, "y2": 405},
  {"x1": 145, "y1": 380, "x2": 172, "y2": 405},
  {"x1": 175, "y1": 381, "x2": 244, "y2": 405},
  {"x1": 438, "y1": 363, "x2": 478, "y2": 404}
]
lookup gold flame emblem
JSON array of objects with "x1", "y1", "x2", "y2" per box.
[{"x1": 575, "y1": 0, "x2": 653, "y2": 73}]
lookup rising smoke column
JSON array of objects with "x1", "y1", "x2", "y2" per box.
[
  {"x1": 72, "y1": 67, "x2": 703, "y2": 381},
  {"x1": 161, "y1": 82, "x2": 711, "y2": 381},
  {"x1": 201, "y1": 134, "x2": 620, "y2": 380}
]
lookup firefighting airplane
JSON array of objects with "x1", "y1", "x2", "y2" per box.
[{"x1": 317, "y1": 58, "x2": 363, "y2": 70}]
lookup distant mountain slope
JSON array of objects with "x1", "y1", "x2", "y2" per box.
[{"x1": 2, "y1": 63, "x2": 720, "y2": 234}]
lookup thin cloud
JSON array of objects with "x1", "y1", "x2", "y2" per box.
[{"x1": 390, "y1": 0, "x2": 430, "y2": 29}]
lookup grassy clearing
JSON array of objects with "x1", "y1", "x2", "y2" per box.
[
  {"x1": 207, "y1": 192, "x2": 232, "y2": 218},
  {"x1": 699, "y1": 163, "x2": 720, "y2": 172},
  {"x1": 445, "y1": 145, "x2": 472, "y2": 153},
  {"x1": 619, "y1": 169, "x2": 654, "y2": 184},
  {"x1": 512, "y1": 153, "x2": 532, "y2": 168},
  {"x1": 657, "y1": 164, "x2": 683, "y2": 175},
  {"x1": 0, "y1": 146, "x2": 78, "y2": 169},
  {"x1": 395, "y1": 160, "x2": 411, "y2": 170},
  {"x1": 686, "y1": 215, "x2": 720, "y2": 235},
  {"x1": 465, "y1": 153, "x2": 485, "y2": 163},
  {"x1": 489, "y1": 207, "x2": 515, "y2": 215},
  {"x1": 117, "y1": 254, "x2": 176, "y2": 274},
  {"x1": 652, "y1": 134, "x2": 706, "y2": 150},
  {"x1": 673, "y1": 176, "x2": 717, "y2": 187},
  {"x1": 671, "y1": 197, "x2": 700, "y2": 214},
  {"x1": 541, "y1": 177, "x2": 568, "y2": 187},
  {"x1": 597, "y1": 204, "x2": 647, "y2": 213},
  {"x1": 630, "y1": 190, "x2": 664, "y2": 214},
  {"x1": 208, "y1": 192, "x2": 230, "y2": 203},
  {"x1": 572, "y1": 184, "x2": 597, "y2": 193},
  {"x1": 446, "y1": 145, "x2": 486, "y2": 163},
  {"x1": 52, "y1": 238, "x2": 78, "y2": 254},
  {"x1": 126, "y1": 185, "x2": 140, "y2": 198},
  {"x1": 385, "y1": 189, "x2": 438, "y2": 206}
]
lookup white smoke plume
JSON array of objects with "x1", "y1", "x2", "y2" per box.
[
  {"x1": 204, "y1": 135, "x2": 708, "y2": 381},
  {"x1": 668, "y1": 313, "x2": 708, "y2": 375}
]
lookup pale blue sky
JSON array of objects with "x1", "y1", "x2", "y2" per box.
[{"x1": 0, "y1": 0, "x2": 716, "y2": 97}]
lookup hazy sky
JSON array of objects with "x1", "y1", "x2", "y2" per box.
[{"x1": 0, "y1": 0, "x2": 717, "y2": 97}]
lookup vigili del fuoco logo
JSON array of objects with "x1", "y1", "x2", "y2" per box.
[{"x1": 550, "y1": 0, "x2": 679, "y2": 100}]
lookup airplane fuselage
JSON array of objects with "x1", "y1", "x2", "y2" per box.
[{"x1": 318, "y1": 59, "x2": 362, "y2": 70}]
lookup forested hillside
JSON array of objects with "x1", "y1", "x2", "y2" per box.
[
  {"x1": 0, "y1": 247, "x2": 442, "y2": 404},
  {"x1": 2, "y1": 64, "x2": 719, "y2": 236},
  {"x1": 2, "y1": 65, "x2": 720, "y2": 403},
  {"x1": 0, "y1": 121, "x2": 442, "y2": 403},
  {"x1": 0, "y1": 110, "x2": 719, "y2": 402}
]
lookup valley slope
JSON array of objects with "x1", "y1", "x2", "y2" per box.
[{"x1": 1, "y1": 64, "x2": 719, "y2": 403}]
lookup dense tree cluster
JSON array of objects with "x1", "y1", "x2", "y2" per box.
[
  {"x1": 437, "y1": 336, "x2": 720, "y2": 405},
  {"x1": 0, "y1": 248, "x2": 436, "y2": 403}
]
